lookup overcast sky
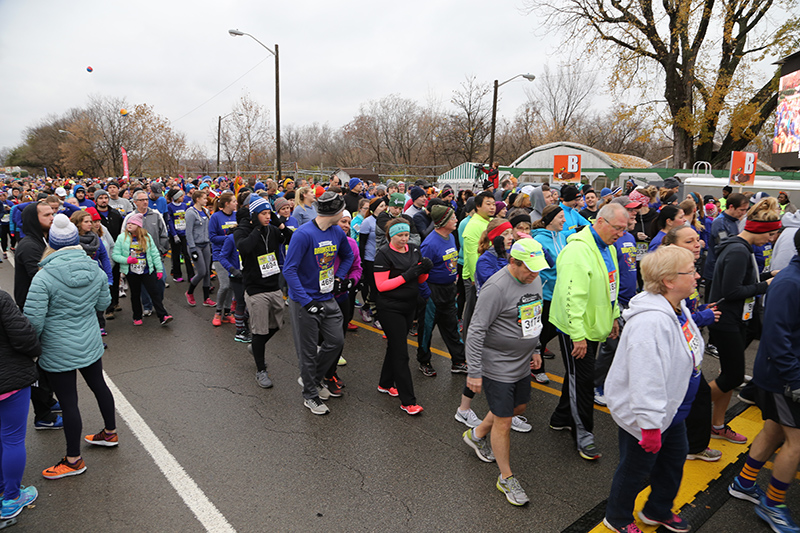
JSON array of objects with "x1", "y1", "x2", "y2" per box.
[{"x1": 0, "y1": 0, "x2": 582, "y2": 157}]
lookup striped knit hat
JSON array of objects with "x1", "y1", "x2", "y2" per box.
[{"x1": 249, "y1": 196, "x2": 270, "y2": 216}]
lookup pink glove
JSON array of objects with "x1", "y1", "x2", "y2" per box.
[
  {"x1": 639, "y1": 428, "x2": 662, "y2": 453},
  {"x1": 127, "y1": 256, "x2": 138, "y2": 264},
  {"x1": 156, "y1": 272, "x2": 163, "y2": 280}
]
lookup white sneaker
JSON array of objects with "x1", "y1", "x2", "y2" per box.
[
  {"x1": 594, "y1": 388, "x2": 607, "y2": 406},
  {"x1": 454, "y1": 408, "x2": 483, "y2": 428},
  {"x1": 304, "y1": 398, "x2": 330, "y2": 415},
  {"x1": 297, "y1": 376, "x2": 329, "y2": 400},
  {"x1": 338, "y1": 356, "x2": 347, "y2": 366},
  {"x1": 532, "y1": 372, "x2": 549, "y2": 384},
  {"x1": 511, "y1": 415, "x2": 532, "y2": 433}
]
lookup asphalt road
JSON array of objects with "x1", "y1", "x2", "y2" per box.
[{"x1": 0, "y1": 256, "x2": 793, "y2": 533}]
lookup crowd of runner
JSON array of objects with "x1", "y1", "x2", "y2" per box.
[{"x1": 0, "y1": 170, "x2": 799, "y2": 532}]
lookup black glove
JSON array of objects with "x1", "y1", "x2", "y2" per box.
[
  {"x1": 333, "y1": 277, "x2": 344, "y2": 293},
  {"x1": 191, "y1": 251, "x2": 199, "y2": 261},
  {"x1": 304, "y1": 301, "x2": 323, "y2": 314},
  {"x1": 402, "y1": 262, "x2": 424, "y2": 282},
  {"x1": 346, "y1": 278, "x2": 356, "y2": 291},
  {"x1": 419, "y1": 257, "x2": 433, "y2": 274},
  {"x1": 493, "y1": 235, "x2": 506, "y2": 256},
  {"x1": 785, "y1": 384, "x2": 800, "y2": 403},
  {"x1": 230, "y1": 268, "x2": 242, "y2": 278}
]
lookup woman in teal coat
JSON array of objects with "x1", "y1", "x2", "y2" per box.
[{"x1": 23, "y1": 214, "x2": 117, "y2": 480}]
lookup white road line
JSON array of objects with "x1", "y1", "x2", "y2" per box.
[
  {"x1": 103, "y1": 371, "x2": 236, "y2": 532},
  {"x1": 7, "y1": 252, "x2": 14, "y2": 267}
]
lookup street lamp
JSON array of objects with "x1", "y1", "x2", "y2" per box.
[
  {"x1": 229, "y1": 28, "x2": 282, "y2": 181},
  {"x1": 217, "y1": 112, "x2": 244, "y2": 175},
  {"x1": 489, "y1": 73, "x2": 536, "y2": 164}
]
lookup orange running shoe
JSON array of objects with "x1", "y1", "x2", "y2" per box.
[
  {"x1": 42, "y1": 457, "x2": 86, "y2": 479},
  {"x1": 212, "y1": 313, "x2": 222, "y2": 327},
  {"x1": 225, "y1": 314, "x2": 236, "y2": 324},
  {"x1": 84, "y1": 429, "x2": 119, "y2": 447}
]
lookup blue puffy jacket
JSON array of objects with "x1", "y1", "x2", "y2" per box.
[{"x1": 531, "y1": 227, "x2": 568, "y2": 301}]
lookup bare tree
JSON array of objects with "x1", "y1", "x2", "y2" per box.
[
  {"x1": 446, "y1": 76, "x2": 492, "y2": 163},
  {"x1": 529, "y1": 65, "x2": 596, "y2": 140}
]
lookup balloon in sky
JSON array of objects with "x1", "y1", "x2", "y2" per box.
[
  {"x1": 86, "y1": 66, "x2": 93, "y2": 73},
  {"x1": 119, "y1": 109, "x2": 128, "y2": 116}
]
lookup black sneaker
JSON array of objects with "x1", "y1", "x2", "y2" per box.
[
  {"x1": 579, "y1": 442, "x2": 602, "y2": 461},
  {"x1": 322, "y1": 378, "x2": 343, "y2": 397},
  {"x1": 418, "y1": 363, "x2": 436, "y2": 377},
  {"x1": 451, "y1": 362, "x2": 468, "y2": 374},
  {"x1": 542, "y1": 348, "x2": 556, "y2": 359},
  {"x1": 409, "y1": 323, "x2": 418, "y2": 336},
  {"x1": 235, "y1": 331, "x2": 252, "y2": 343},
  {"x1": 705, "y1": 344, "x2": 719, "y2": 359}
]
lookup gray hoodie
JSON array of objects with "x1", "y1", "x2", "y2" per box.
[
  {"x1": 529, "y1": 186, "x2": 548, "y2": 224},
  {"x1": 772, "y1": 211, "x2": 800, "y2": 272},
  {"x1": 604, "y1": 291, "x2": 703, "y2": 438}
]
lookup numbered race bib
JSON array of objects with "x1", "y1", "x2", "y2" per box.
[
  {"x1": 635, "y1": 242, "x2": 648, "y2": 261},
  {"x1": 257, "y1": 252, "x2": 280, "y2": 278},
  {"x1": 319, "y1": 267, "x2": 334, "y2": 293},
  {"x1": 130, "y1": 240, "x2": 146, "y2": 274},
  {"x1": 174, "y1": 212, "x2": 186, "y2": 231},
  {"x1": 742, "y1": 297, "x2": 755, "y2": 321},
  {"x1": 519, "y1": 299, "x2": 543, "y2": 339},
  {"x1": 609, "y1": 270, "x2": 618, "y2": 303},
  {"x1": 681, "y1": 320, "x2": 702, "y2": 372}
]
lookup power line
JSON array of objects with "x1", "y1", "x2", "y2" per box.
[{"x1": 170, "y1": 57, "x2": 271, "y2": 124}]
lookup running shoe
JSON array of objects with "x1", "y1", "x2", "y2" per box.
[
  {"x1": 133, "y1": 319, "x2": 143, "y2": 326},
  {"x1": 329, "y1": 375, "x2": 345, "y2": 389},
  {"x1": 737, "y1": 391, "x2": 756, "y2": 405},
  {"x1": 185, "y1": 293, "x2": 196, "y2": 306},
  {"x1": 304, "y1": 398, "x2": 329, "y2": 415},
  {"x1": 34, "y1": 416, "x2": 63, "y2": 430},
  {"x1": 255, "y1": 370, "x2": 273, "y2": 389},
  {"x1": 104, "y1": 310, "x2": 115, "y2": 320},
  {"x1": 532, "y1": 372, "x2": 549, "y2": 384},
  {"x1": 225, "y1": 314, "x2": 236, "y2": 324},
  {"x1": 594, "y1": 387, "x2": 607, "y2": 406},
  {"x1": 298, "y1": 377, "x2": 330, "y2": 400},
  {"x1": 409, "y1": 323, "x2": 418, "y2": 336},
  {"x1": 728, "y1": 477, "x2": 765, "y2": 504},
  {"x1": 496, "y1": 475, "x2": 529, "y2": 506},
  {"x1": 373, "y1": 319, "x2": 382, "y2": 330},
  {"x1": 212, "y1": 314, "x2": 222, "y2": 327},
  {"x1": 638, "y1": 511, "x2": 690, "y2": 533},
  {"x1": 84, "y1": 429, "x2": 119, "y2": 447},
  {"x1": 549, "y1": 422, "x2": 572, "y2": 431},
  {"x1": 602, "y1": 518, "x2": 644, "y2": 533},
  {"x1": 711, "y1": 425, "x2": 747, "y2": 444},
  {"x1": 50, "y1": 402, "x2": 62, "y2": 413},
  {"x1": 347, "y1": 322, "x2": 358, "y2": 331},
  {"x1": 686, "y1": 447, "x2": 722, "y2": 462},
  {"x1": 172, "y1": 276, "x2": 184, "y2": 282},
  {"x1": 142, "y1": 308, "x2": 153, "y2": 317},
  {"x1": 418, "y1": 363, "x2": 436, "y2": 377},
  {"x1": 1, "y1": 486, "x2": 38, "y2": 519},
  {"x1": 42, "y1": 457, "x2": 86, "y2": 479},
  {"x1": 160, "y1": 315, "x2": 173, "y2": 326},
  {"x1": 542, "y1": 347, "x2": 556, "y2": 359},
  {"x1": 400, "y1": 404, "x2": 424, "y2": 415},
  {"x1": 455, "y1": 408, "x2": 483, "y2": 428},
  {"x1": 322, "y1": 378, "x2": 343, "y2": 397},
  {"x1": 451, "y1": 362, "x2": 468, "y2": 374},
  {"x1": 202, "y1": 298, "x2": 216, "y2": 307},
  {"x1": 578, "y1": 442, "x2": 602, "y2": 461},
  {"x1": 705, "y1": 344, "x2": 720, "y2": 359},
  {"x1": 511, "y1": 416, "x2": 532, "y2": 433},
  {"x1": 377, "y1": 385, "x2": 399, "y2": 397},
  {"x1": 338, "y1": 356, "x2": 347, "y2": 366},
  {"x1": 755, "y1": 495, "x2": 800, "y2": 533},
  {"x1": 354, "y1": 298, "x2": 363, "y2": 308},
  {"x1": 463, "y1": 428, "x2": 495, "y2": 462},
  {"x1": 100, "y1": 328, "x2": 107, "y2": 337},
  {"x1": 234, "y1": 331, "x2": 252, "y2": 343},
  {"x1": 359, "y1": 308, "x2": 372, "y2": 323}
]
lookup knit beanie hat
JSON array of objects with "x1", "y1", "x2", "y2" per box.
[
  {"x1": 561, "y1": 185, "x2": 579, "y2": 203},
  {"x1": 388, "y1": 193, "x2": 406, "y2": 207},
  {"x1": 317, "y1": 191, "x2": 345, "y2": 216},
  {"x1": 273, "y1": 197, "x2": 289, "y2": 212},
  {"x1": 409, "y1": 187, "x2": 425, "y2": 201},
  {"x1": 49, "y1": 213, "x2": 80, "y2": 249},
  {"x1": 431, "y1": 205, "x2": 454, "y2": 228},
  {"x1": 249, "y1": 196, "x2": 270, "y2": 216},
  {"x1": 128, "y1": 213, "x2": 144, "y2": 227}
]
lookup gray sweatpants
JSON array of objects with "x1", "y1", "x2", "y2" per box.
[
  {"x1": 190, "y1": 243, "x2": 212, "y2": 288},
  {"x1": 214, "y1": 261, "x2": 234, "y2": 311},
  {"x1": 288, "y1": 299, "x2": 344, "y2": 400}
]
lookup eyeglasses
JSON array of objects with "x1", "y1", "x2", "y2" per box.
[
  {"x1": 600, "y1": 217, "x2": 626, "y2": 233},
  {"x1": 676, "y1": 271, "x2": 697, "y2": 276}
]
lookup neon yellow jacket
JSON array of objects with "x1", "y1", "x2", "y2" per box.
[
  {"x1": 461, "y1": 214, "x2": 491, "y2": 281},
  {"x1": 549, "y1": 228, "x2": 620, "y2": 342}
]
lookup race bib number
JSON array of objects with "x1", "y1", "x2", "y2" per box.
[
  {"x1": 742, "y1": 297, "x2": 755, "y2": 321},
  {"x1": 174, "y1": 212, "x2": 186, "y2": 231},
  {"x1": 222, "y1": 221, "x2": 237, "y2": 234},
  {"x1": 635, "y1": 242, "x2": 648, "y2": 260},
  {"x1": 257, "y1": 252, "x2": 280, "y2": 278},
  {"x1": 681, "y1": 321, "x2": 702, "y2": 363},
  {"x1": 319, "y1": 268, "x2": 334, "y2": 293},
  {"x1": 519, "y1": 300, "x2": 543, "y2": 339},
  {"x1": 609, "y1": 270, "x2": 618, "y2": 303},
  {"x1": 130, "y1": 240, "x2": 145, "y2": 274}
]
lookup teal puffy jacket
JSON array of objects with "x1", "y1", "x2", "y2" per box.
[{"x1": 24, "y1": 247, "x2": 111, "y2": 372}]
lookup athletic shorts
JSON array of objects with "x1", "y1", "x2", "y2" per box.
[
  {"x1": 244, "y1": 290, "x2": 285, "y2": 335},
  {"x1": 483, "y1": 375, "x2": 531, "y2": 418},
  {"x1": 755, "y1": 386, "x2": 800, "y2": 428}
]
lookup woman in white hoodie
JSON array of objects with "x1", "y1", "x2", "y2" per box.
[{"x1": 602, "y1": 245, "x2": 702, "y2": 533}]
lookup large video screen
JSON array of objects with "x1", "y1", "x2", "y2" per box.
[{"x1": 773, "y1": 53, "x2": 800, "y2": 170}]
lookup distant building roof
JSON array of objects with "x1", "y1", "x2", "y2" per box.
[{"x1": 510, "y1": 141, "x2": 651, "y2": 169}]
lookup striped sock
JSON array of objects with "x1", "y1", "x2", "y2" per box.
[
  {"x1": 766, "y1": 477, "x2": 791, "y2": 507},
  {"x1": 736, "y1": 455, "x2": 766, "y2": 489}
]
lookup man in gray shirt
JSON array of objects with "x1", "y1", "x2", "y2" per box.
[{"x1": 462, "y1": 238, "x2": 548, "y2": 507}]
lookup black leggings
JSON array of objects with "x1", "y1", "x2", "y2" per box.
[
  {"x1": 377, "y1": 306, "x2": 417, "y2": 406},
  {"x1": 127, "y1": 271, "x2": 168, "y2": 320},
  {"x1": 709, "y1": 328, "x2": 746, "y2": 393},
  {"x1": 44, "y1": 358, "x2": 116, "y2": 457}
]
